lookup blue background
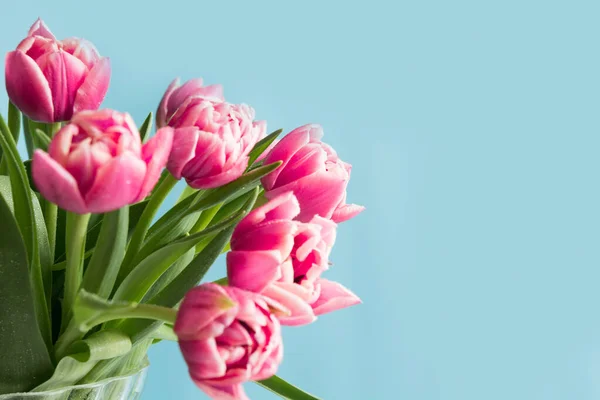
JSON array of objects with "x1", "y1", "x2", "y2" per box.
[{"x1": 3, "y1": 1, "x2": 600, "y2": 399}]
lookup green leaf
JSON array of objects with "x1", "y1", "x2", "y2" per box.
[
  {"x1": 7, "y1": 103, "x2": 20, "y2": 142},
  {"x1": 117, "y1": 175, "x2": 178, "y2": 284},
  {"x1": 33, "y1": 330, "x2": 132, "y2": 392},
  {"x1": 82, "y1": 207, "x2": 129, "y2": 298},
  {"x1": 257, "y1": 375, "x2": 322, "y2": 400},
  {"x1": 32, "y1": 128, "x2": 51, "y2": 151},
  {"x1": 0, "y1": 176, "x2": 53, "y2": 318},
  {"x1": 114, "y1": 207, "x2": 251, "y2": 303},
  {"x1": 119, "y1": 188, "x2": 258, "y2": 343},
  {"x1": 79, "y1": 339, "x2": 150, "y2": 385},
  {"x1": 54, "y1": 200, "x2": 148, "y2": 264},
  {"x1": 142, "y1": 247, "x2": 194, "y2": 302},
  {"x1": 0, "y1": 192, "x2": 53, "y2": 394},
  {"x1": 247, "y1": 128, "x2": 282, "y2": 166},
  {"x1": 139, "y1": 112, "x2": 153, "y2": 142},
  {"x1": 187, "y1": 161, "x2": 281, "y2": 215},
  {"x1": 22, "y1": 116, "x2": 37, "y2": 159},
  {"x1": 0, "y1": 116, "x2": 51, "y2": 349},
  {"x1": 151, "y1": 324, "x2": 177, "y2": 342}
]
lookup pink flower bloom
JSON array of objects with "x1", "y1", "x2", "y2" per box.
[
  {"x1": 227, "y1": 192, "x2": 361, "y2": 326},
  {"x1": 156, "y1": 77, "x2": 224, "y2": 128},
  {"x1": 262, "y1": 124, "x2": 364, "y2": 223},
  {"x1": 164, "y1": 98, "x2": 266, "y2": 189},
  {"x1": 175, "y1": 283, "x2": 284, "y2": 400},
  {"x1": 5, "y1": 18, "x2": 110, "y2": 123},
  {"x1": 32, "y1": 109, "x2": 173, "y2": 214}
]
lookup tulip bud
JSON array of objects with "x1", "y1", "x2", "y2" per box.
[
  {"x1": 227, "y1": 192, "x2": 361, "y2": 326},
  {"x1": 262, "y1": 124, "x2": 364, "y2": 223},
  {"x1": 175, "y1": 283, "x2": 284, "y2": 400},
  {"x1": 157, "y1": 78, "x2": 265, "y2": 189},
  {"x1": 5, "y1": 18, "x2": 110, "y2": 123},
  {"x1": 32, "y1": 109, "x2": 173, "y2": 214}
]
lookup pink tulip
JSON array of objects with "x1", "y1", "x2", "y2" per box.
[
  {"x1": 5, "y1": 18, "x2": 110, "y2": 123},
  {"x1": 261, "y1": 124, "x2": 364, "y2": 223},
  {"x1": 156, "y1": 77, "x2": 224, "y2": 128},
  {"x1": 227, "y1": 192, "x2": 361, "y2": 326},
  {"x1": 164, "y1": 94, "x2": 266, "y2": 189},
  {"x1": 175, "y1": 283, "x2": 285, "y2": 400},
  {"x1": 32, "y1": 109, "x2": 173, "y2": 214}
]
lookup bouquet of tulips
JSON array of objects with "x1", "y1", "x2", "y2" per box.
[{"x1": 0, "y1": 18, "x2": 364, "y2": 400}]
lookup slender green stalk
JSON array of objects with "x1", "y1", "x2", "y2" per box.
[
  {"x1": 119, "y1": 174, "x2": 178, "y2": 280},
  {"x1": 55, "y1": 303, "x2": 177, "y2": 359},
  {"x1": 62, "y1": 212, "x2": 91, "y2": 326},
  {"x1": 87, "y1": 303, "x2": 177, "y2": 328},
  {"x1": 41, "y1": 123, "x2": 61, "y2": 261}
]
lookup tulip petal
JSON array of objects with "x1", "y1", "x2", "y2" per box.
[
  {"x1": 157, "y1": 78, "x2": 180, "y2": 128},
  {"x1": 5, "y1": 50, "x2": 54, "y2": 122},
  {"x1": 253, "y1": 342, "x2": 283, "y2": 381},
  {"x1": 168, "y1": 79, "x2": 224, "y2": 114},
  {"x1": 227, "y1": 250, "x2": 283, "y2": 293},
  {"x1": 233, "y1": 192, "x2": 300, "y2": 238},
  {"x1": 167, "y1": 127, "x2": 199, "y2": 179},
  {"x1": 83, "y1": 152, "x2": 146, "y2": 213},
  {"x1": 180, "y1": 339, "x2": 227, "y2": 379},
  {"x1": 175, "y1": 287, "x2": 238, "y2": 340},
  {"x1": 274, "y1": 143, "x2": 327, "y2": 187},
  {"x1": 166, "y1": 78, "x2": 203, "y2": 115},
  {"x1": 262, "y1": 125, "x2": 317, "y2": 190},
  {"x1": 230, "y1": 220, "x2": 296, "y2": 253},
  {"x1": 36, "y1": 51, "x2": 87, "y2": 121},
  {"x1": 48, "y1": 124, "x2": 78, "y2": 164},
  {"x1": 199, "y1": 84, "x2": 225, "y2": 102},
  {"x1": 73, "y1": 57, "x2": 111, "y2": 114},
  {"x1": 181, "y1": 129, "x2": 225, "y2": 180},
  {"x1": 262, "y1": 284, "x2": 316, "y2": 326},
  {"x1": 32, "y1": 150, "x2": 88, "y2": 214},
  {"x1": 28, "y1": 18, "x2": 55, "y2": 39},
  {"x1": 135, "y1": 127, "x2": 174, "y2": 202},
  {"x1": 266, "y1": 173, "x2": 346, "y2": 222},
  {"x1": 194, "y1": 383, "x2": 249, "y2": 400},
  {"x1": 331, "y1": 203, "x2": 366, "y2": 223},
  {"x1": 187, "y1": 155, "x2": 247, "y2": 189},
  {"x1": 311, "y1": 278, "x2": 361, "y2": 316}
]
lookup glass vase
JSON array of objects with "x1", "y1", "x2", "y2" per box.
[{"x1": 0, "y1": 367, "x2": 147, "y2": 400}]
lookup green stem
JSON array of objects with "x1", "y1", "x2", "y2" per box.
[
  {"x1": 62, "y1": 212, "x2": 91, "y2": 327},
  {"x1": 119, "y1": 174, "x2": 178, "y2": 282},
  {"x1": 45, "y1": 122, "x2": 61, "y2": 138},
  {"x1": 55, "y1": 303, "x2": 177, "y2": 359},
  {"x1": 90, "y1": 303, "x2": 177, "y2": 328},
  {"x1": 54, "y1": 320, "x2": 82, "y2": 360},
  {"x1": 43, "y1": 123, "x2": 61, "y2": 260}
]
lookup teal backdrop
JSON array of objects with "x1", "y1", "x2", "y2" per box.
[{"x1": 2, "y1": 1, "x2": 600, "y2": 399}]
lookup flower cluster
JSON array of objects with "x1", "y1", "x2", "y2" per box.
[{"x1": 5, "y1": 19, "x2": 364, "y2": 400}]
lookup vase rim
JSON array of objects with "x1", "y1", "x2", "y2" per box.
[{"x1": 0, "y1": 366, "x2": 149, "y2": 398}]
